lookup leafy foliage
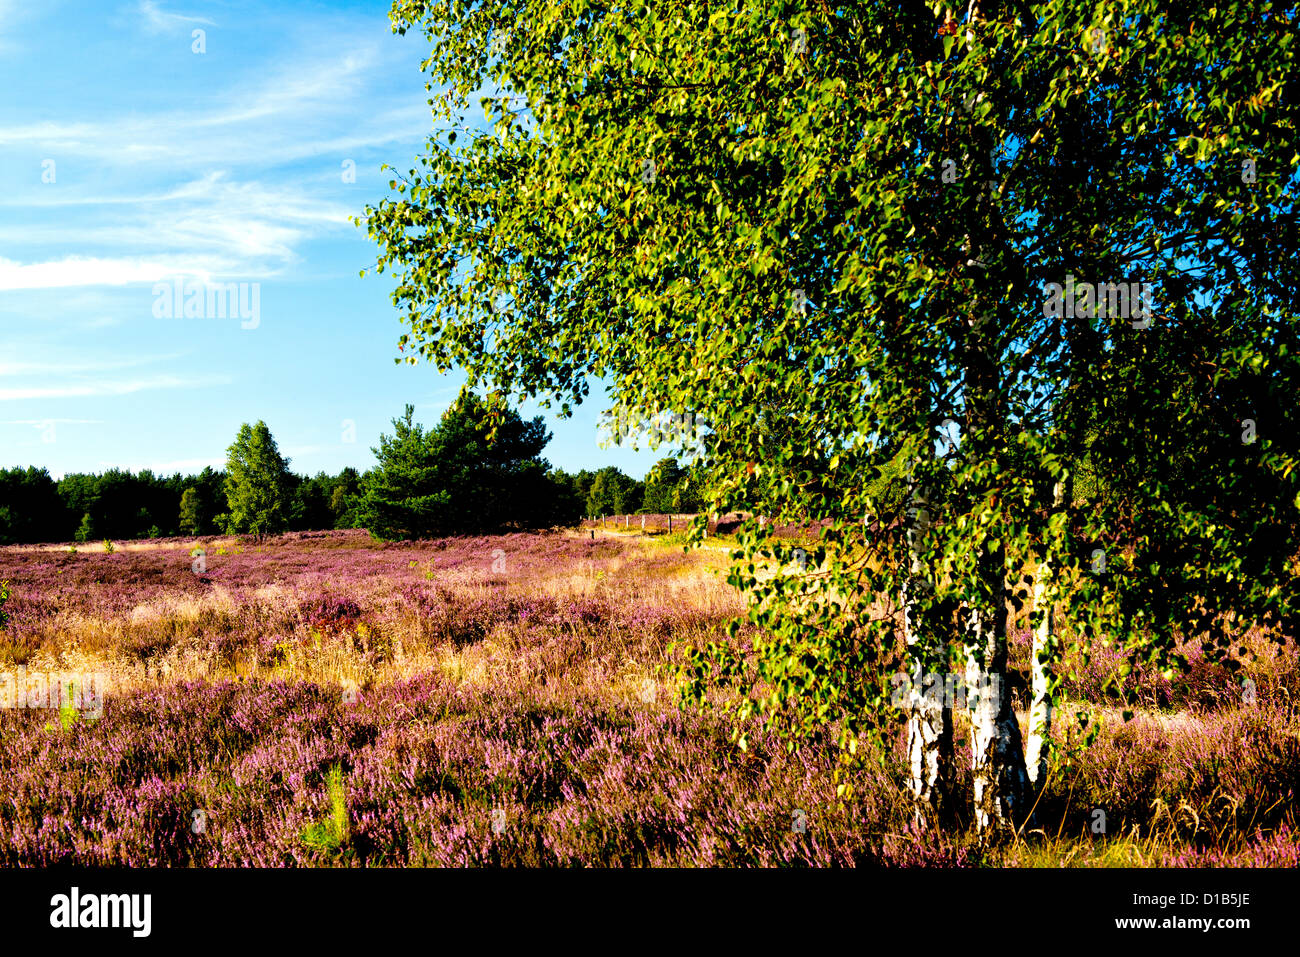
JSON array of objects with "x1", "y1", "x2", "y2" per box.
[
  {"x1": 224, "y1": 422, "x2": 293, "y2": 540},
  {"x1": 585, "y1": 466, "x2": 644, "y2": 516},
  {"x1": 178, "y1": 488, "x2": 202, "y2": 536},
  {"x1": 300, "y1": 764, "x2": 350, "y2": 853},
  {"x1": 642, "y1": 457, "x2": 702, "y2": 514},
  {"x1": 0, "y1": 468, "x2": 64, "y2": 545},
  {"x1": 363, "y1": 0, "x2": 1300, "y2": 800}
]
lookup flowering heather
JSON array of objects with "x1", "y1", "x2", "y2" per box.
[
  {"x1": 0, "y1": 674, "x2": 983, "y2": 866},
  {"x1": 0, "y1": 529, "x2": 1296, "y2": 866}
]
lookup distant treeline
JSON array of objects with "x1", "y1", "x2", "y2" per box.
[
  {"x1": 0, "y1": 406, "x2": 705, "y2": 545},
  {"x1": 567, "y1": 457, "x2": 705, "y2": 518},
  {"x1": 0, "y1": 464, "x2": 362, "y2": 544}
]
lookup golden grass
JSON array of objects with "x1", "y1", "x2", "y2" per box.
[
  {"x1": 10, "y1": 533, "x2": 739, "y2": 708},
  {"x1": 7, "y1": 537, "x2": 244, "y2": 555}
]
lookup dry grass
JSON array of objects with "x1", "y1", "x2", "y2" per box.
[{"x1": 1, "y1": 528, "x2": 1295, "y2": 867}]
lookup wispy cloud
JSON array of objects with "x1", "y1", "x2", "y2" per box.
[
  {"x1": 0, "y1": 171, "x2": 357, "y2": 286},
  {"x1": 0, "y1": 2, "x2": 447, "y2": 477},
  {"x1": 0, "y1": 102, "x2": 429, "y2": 168},
  {"x1": 0, "y1": 46, "x2": 426, "y2": 167},
  {"x1": 0, "y1": 34, "x2": 424, "y2": 289},
  {"x1": 137, "y1": 1, "x2": 214, "y2": 34},
  {"x1": 0, "y1": 256, "x2": 191, "y2": 291},
  {"x1": 0, "y1": 353, "x2": 186, "y2": 376},
  {"x1": 0, "y1": 374, "x2": 232, "y2": 402},
  {"x1": 2, "y1": 418, "x2": 105, "y2": 426},
  {"x1": 0, "y1": 0, "x2": 28, "y2": 51}
]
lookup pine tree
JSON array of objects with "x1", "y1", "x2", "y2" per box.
[{"x1": 358, "y1": 396, "x2": 555, "y2": 539}]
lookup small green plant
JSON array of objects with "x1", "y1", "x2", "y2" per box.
[
  {"x1": 102, "y1": 539, "x2": 115, "y2": 554},
  {"x1": 67, "y1": 544, "x2": 77, "y2": 555},
  {"x1": 58, "y1": 690, "x2": 81, "y2": 732},
  {"x1": 44, "y1": 681, "x2": 82, "y2": 734},
  {"x1": 0, "y1": 579, "x2": 9, "y2": 629},
  {"x1": 265, "y1": 639, "x2": 293, "y2": 668},
  {"x1": 301, "y1": 764, "x2": 349, "y2": 852}
]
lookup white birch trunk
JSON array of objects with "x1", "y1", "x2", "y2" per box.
[
  {"x1": 1026, "y1": 560, "x2": 1054, "y2": 789},
  {"x1": 957, "y1": 97, "x2": 1031, "y2": 831},
  {"x1": 965, "y1": 600, "x2": 1029, "y2": 834},
  {"x1": 1027, "y1": 481, "x2": 1065, "y2": 789},
  {"x1": 903, "y1": 490, "x2": 953, "y2": 824}
]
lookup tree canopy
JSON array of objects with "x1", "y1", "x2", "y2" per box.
[
  {"x1": 224, "y1": 421, "x2": 294, "y2": 540},
  {"x1": 365, "y1": 0, "x2": 1300, "y2": 834},
  {"x1": 358, "y1": 395, "x2": 568, "y2": 538},
  {"x1": 584, "y1": 466, "x2": 644, "y2": 516}
]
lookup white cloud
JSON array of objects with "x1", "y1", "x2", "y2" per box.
[
  {"x1": 1, "y1": 418, "x2": 104, "y2": 425},
  {"x1": 0, "y1": 46, "x2": 426, "y2": 168},
  {"x1": 0, "y1": 172, "x2": 355, "y2": 277},
  {"x1": 0, "y1": 353, "x2": 186, "y2": 376},
  {"x1": 0, "y1": 20, "x2": 430, "y2": 292},
  {"x1": 0, "y1": 256, "x2": 187, "y2": 290},
  {"x1": 0, "y1": 373, "x2": 231, "y2": 401},
  {"x1": 0, "y1": 102, "x2": 429, "y2": 168},
  {"x1": 137, "y1": 1, "x2": 214, "y2": 34}
]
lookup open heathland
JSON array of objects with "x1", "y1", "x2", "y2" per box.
[{"x1": 0, "y1": 529, "x2": 1295, "y2": 866}]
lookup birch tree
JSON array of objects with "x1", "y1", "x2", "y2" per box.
[
  {"x1": 365, "y1": 0, "x2": 1300, "y2": 835},
  {"x1": 223, "y1": 422, "x2": 292, "y2": 542}
]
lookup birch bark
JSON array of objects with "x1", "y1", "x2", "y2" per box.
[
  {"x1": 1028, "y1": 481, "x2": 1067, "y2": 789},
  {"x1": 965, "y1": 597, "x2": 1029, "y2": 833},
  {"x1": 903, "y1": 488, "x2": 955, "y2": 824}
]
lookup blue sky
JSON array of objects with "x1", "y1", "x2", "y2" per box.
[{"x1": 0, "y1": 0, "x2": 663, "y2": 480}]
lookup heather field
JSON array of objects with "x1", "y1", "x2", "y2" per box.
[{"x1": 0, "y1": 528, "x2": 1296, "y2": 867}]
